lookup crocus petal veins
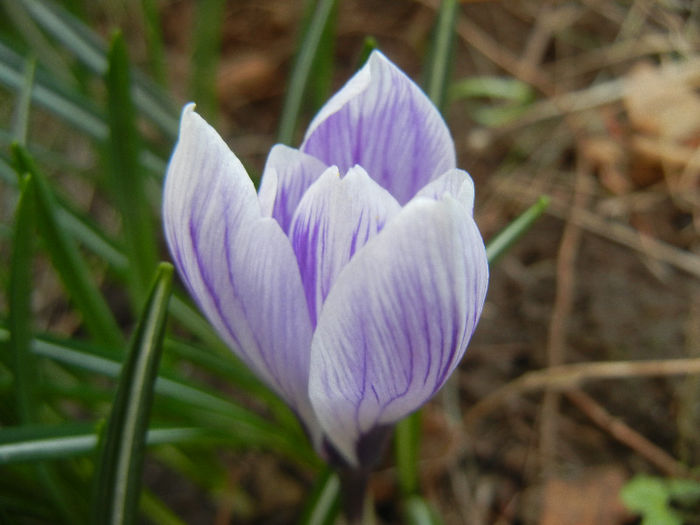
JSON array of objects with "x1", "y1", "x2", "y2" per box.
[{"x1": 163, "y1": 51, "x2": 489, "y2": 467}]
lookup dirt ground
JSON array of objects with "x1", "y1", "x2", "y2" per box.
[{"x1": 104, "y1": 0, "x2": 700, "y2": 523}]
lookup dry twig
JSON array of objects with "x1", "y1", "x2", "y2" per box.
[
  {"x1": 464, "y1": 357, "x2": 700, "y2": 425},
  {"x1": 566, "y1": 389, "x2": 689, "y2": 477}
]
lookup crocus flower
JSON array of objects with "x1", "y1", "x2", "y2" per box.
[{"x1": 163, "y1": 51, "x2": 488, "y2": 468}]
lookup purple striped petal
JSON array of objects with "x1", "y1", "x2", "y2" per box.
[
  {"x1": 289, "y1": 165, "x2": 401, "y2": 326},
  {"x1": 163, "y1": 104, "x2": 319, "y2": 438},
  {"x1": 301, "y1": 51, "x2": 456, "y2": 205},
  {"x1": 258, "y1": 145, "x2": 329, "y2": 234},
  {"x1": 308, "y1": 196, "x2": 488, "y2": 465}
]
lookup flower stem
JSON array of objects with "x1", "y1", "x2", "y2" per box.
[{"x1": 339, "y1": 468, "x2": 370, "y2": 524}]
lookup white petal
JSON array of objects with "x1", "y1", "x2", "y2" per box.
[
  {"x1": 163, "y1": 104, "x2": 319, "y2": 439},
  {"x1": 301, "y1": 51, "x2": 456, "y2": 204},
  {"x1": 258, "y1": 145, "x2": 328, "y2": 233},
  {"x1": 289, "y1": 165, "x2": 401, "y2": 326},
  {"x1": 308, "y1": 196, "x2": 488, "y2": 465}
]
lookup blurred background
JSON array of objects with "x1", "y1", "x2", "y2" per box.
[{"x1": 1, "y1": 0, "x2": 699, "y2": 524}]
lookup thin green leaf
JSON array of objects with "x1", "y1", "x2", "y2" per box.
[
  {"x1": 190, "y1": 0, "x2": 226, "y2": 122},
  {"x1": 356, "y1": 35, "x2": 378, "y2": 69},
  {"x1": 486, "y1": 195, "x2": 550, "y2": 265},
  {"x1": 21, "y1": 0, "x2": 180, "y2": 139},
  {"x1": 0, "y1": 40, "x2": 170, "y2": 176},
  {"x1": 0, "y1": 148, "x2": 130, "y2": 275},
  {"x1": 140, "y1": 0, "x2": 167, "y2": 87},
  {"x1": 303, "y1": 0, "x2": 338, "y2": 110},
  {"x1": 0, "y1": 425, "x2": 209, "y2": 465},
  {"x1": 8, "y1": 174, "x2": 36, "y2": 424},
  {"x1": 403, "y1": 496, "x2": 445, "y2": 525},
  {"x1": 449, "y1": 76, "x2": 535, "y2": 127},
  {"x1": 92, "y1": 263, "x2": 173, "y2": 525},
  {"x1": 298, "y1": 467, "x2": 340, "y2": 525},
  {"x1": 10, "y1": 144, "x2": 124, "y2": 348},
  {"x1": 12, "y1": 56, "x2": 36, "y2": 145},
  {"x1": 8, "y1": 175, "x2": 80, "y2": 523},
  {"x1": 162, "y1": 338, "x2": 274, "y2": 404},
  {"x1": 423, "y1": 0, "x2": 458, "y2": 110},
  {"x1": 0, "y1": 0, "x2": 72, "y2": 84},
  {"x1": 140, "y1": 490, "x2": 188, "y2": 525},
  {"x1": 0, "y1": 327, "x2": 316, "y2": 464},
  {"x1": 395, "y1": 411, "x2": 421, "y2": 497},
  {"x1": 168, "y1": 294, "x2": 231, "y2": 354},
  {"x1": 105, "y1": 32, "x2": 157, "y2": 307},
  {"x1": 277, "y1": 0, "x2": 338, "y2": 144},
  {"x1": 450, "y1": 76, "x2": 534, "y2": 102},
  {"x1": 0, "y1": 39, "x2": 107, "y2": 139}
]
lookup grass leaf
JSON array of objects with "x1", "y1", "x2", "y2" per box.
[
  {"x1": 0, "y1": 425, "x2": 209, "y2": 465},
  {"x1": 10, "y1": 144, "x2": 124, "y2": 349},
  {"x1": 91, "y1": 263, "x2": 173, "y2": 525},
  {"x1": 298, "y1": 467, "x2": 340, "y2": 525},
  {"x1": 21, "y1": 0, "x2": 179, "y2": 139},
  {"x1": 403, "y1": 496, "x2": 445, "y2": 525},
  {"x1": 423, "y1": 0, "x2": 458, "y2": 110},
  {"x1": 277, "y1": 0, "x2": 338, "y2": 145},
  {"x1": 486, "y1": 195, "x2": 550, "y2": 265},
  {"x1": 12, "y1": 56, "x2": 36, "y2": 145},
  {"x1": 190, "y1": 0, "x2": 226, "y2": 122},
  {"x1": 105, "y1": 32, "x2": 157, "y2": 307},
  {"x1": 395, "y1": 411, "x2": 421, "y2": 496},
  {"x1": 140, "y1": 0, "x2": 167, "y2": 87},
  {"x1": 8, "y1": 174, "x2": 36, "y2": 424}
]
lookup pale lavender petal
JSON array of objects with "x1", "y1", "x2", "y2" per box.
[
  {"x1": 163, "y1": 104, "x2": 319, "y2": 438},
  {"x1": 258, "y1": 145, "x2": 329, "y2": 234},
  {"x1": 289, "y1": 165, "x2": 401, "y2": 326},
  {"x1": 415, "y1": 168, "x2": 475, "y2": 213},
  {"x1": 308, "y1": 196, "x2": 488, "y2": 465},
  {"x1": 301, "y1": 51, "x2": 456, "y2": 205}
]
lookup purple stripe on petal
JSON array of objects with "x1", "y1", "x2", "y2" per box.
[
  {"x1": 258, "y1": 145, "x2": 328, "y2": 233},
  {"x1": 308, "y1": 196, "x2": 488, "y2": 466},
  {"x1": 288, "y1": 165, "x2": 401, "y2": 326},
  {"x1": 301, "y1": 51, "x2": 456, "y2": 205},
  {"x1": 163, "y1": 105, "x2": 320, "y2": 443}
]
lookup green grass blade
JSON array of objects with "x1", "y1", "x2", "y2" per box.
[
  {"x1": 0, "y1": 327, "x2": 315, "y2": 463},
  {"x1": 12, "y1": 56, "x2": 36, "y2": 145},
  {"x1": 0, "y1": 0, "x2": 72, "y2": 84},
  {"x1": 303, "y1": 0, "x2": 338, "y2": 110},
  {"x1": 403, "y1": 496, "x2": 445, "y2": 525},
  {"x1": 297, "y1": 467, "x2": 340, "y2": 525},
  {"x1": 21, "y1": 0, "x2": 179, "y2": 139},
  {"x1": 91, "y1": 263, "x2": 173, "y2": 525},
  {"x1": 105, "y1": 32, "x2": 157, "y2": 307},
  {"x1": 189, "y1": 0, "x2": 226, "y2": 122},
  {"x1": 140, "y1": 0, "x2": 167, "y2": 87},
  {"x1": 140, "y1": 490, "x2": 188, "y2": 525},
  {"x1": 277, "y1": 0, "x2": 338, "y2": 145},
  {"x1": 423, "y1": 0, "x2": 458, "y2": 110},
  {"x1": 0, "y1": 42, "x2": 170, "y2": 174},
  {"x1": 0, "y1": 39, "x2": 107, "y2": 139},
  {"x1": 10, "y1": 145, "x2": 124, "y2": 349},
  {"x1": 0, "y1": 425, "x2": 209, "y2": 465},
  {"x1": 395, "y1": 411, "x2": 421, "y2": 496},
  {"x1": 8, "y1": 174, "x2": 78, "y2": 525},
  {"x1": 8, "y1": 175, "x2": 37, "y2": 424},
  {"x1": 356, "y1": 36, "x2": 378, "y2": 69},
  {"x1": 486, "y1": 195, "x2": 550, "y2": 265},
  {"x1": 449, "y1": 76, "x2": 535, "y2": 126}
]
